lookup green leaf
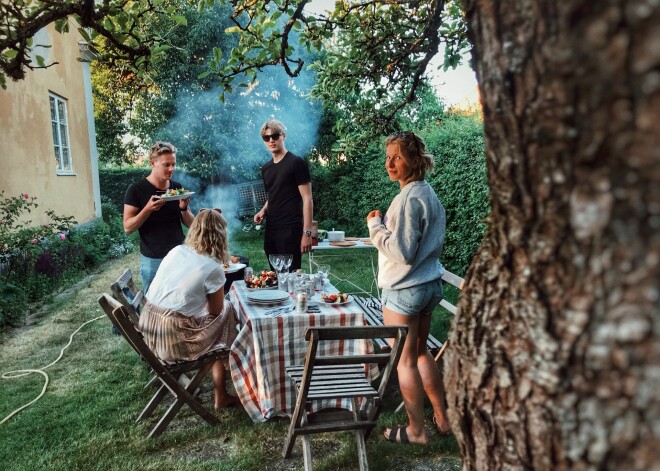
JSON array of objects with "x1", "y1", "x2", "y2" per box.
[
  {"x1": 173, "y1": 15, "x2": 188, "y2": 26},
  {"x1": 151, "y1": 45, "x2": 171, "y2": 55},
  {"x1": 2, "y1": 49, "x2": 18, "y2": 59},
  {"x1": 77, "y1": 28, "x2": 92, "y2": 42}
]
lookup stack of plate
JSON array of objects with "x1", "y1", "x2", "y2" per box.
[{"x1": 247, "y1": 289, "x2": 291, "y2": 306}]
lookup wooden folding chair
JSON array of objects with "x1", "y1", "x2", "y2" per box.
[
  {"x1": 110, "y1": 268, "x2": 145, "y2": 325},
  {"x1": 98, "y1": 294, "x2": 228, "y2": 438},
  {"x1": 283, "y1": 325, "x2": 407, "y2": 471}
]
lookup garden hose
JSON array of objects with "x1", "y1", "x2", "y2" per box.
[{"x1": 0, "y1": 314, "x2": 105, "y2": 425}]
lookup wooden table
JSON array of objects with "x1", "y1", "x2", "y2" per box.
[{"x1": 228, "y1": 281, "x2": 376, "y2": 423}]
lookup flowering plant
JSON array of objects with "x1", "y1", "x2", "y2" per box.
[{"x1": 0, "y1": 191, "x2": 76, "y2": 257}]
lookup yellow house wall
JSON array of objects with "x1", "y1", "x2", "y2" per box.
[{"x1": 0, "y1": 22, "x2": 96, "y2": 228}]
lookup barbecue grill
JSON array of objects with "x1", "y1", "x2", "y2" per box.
[{"x1": 236, "y1": 180, "x2": 267, "y2": 219}]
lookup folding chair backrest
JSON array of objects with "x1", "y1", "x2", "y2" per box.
[
  {"x1": 304, "y1": 325, "x2": 406, "y2": 401},
  {"x1": 99, "y1": 293, "x2": 153, "y2": 365},
  {"x1": 283, "y1": 325, "x2": 407, "y2": 470},
  {"x1": 111, "y1": 268, "x2": 144, "y2": 325}
]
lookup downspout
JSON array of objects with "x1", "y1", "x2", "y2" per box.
[{"x1": 78, "y1": 40, "x2": 102, "y2": 220}]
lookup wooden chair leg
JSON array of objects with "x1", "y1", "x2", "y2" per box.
[
  {"x1": 283, "y1": 382, "x2": 307, "y2": 459},
  {"x1": 352, "y1": 398, "x2": 369, "y2": 471},
  {"x1": 148, "y1": 362, "x2": 218, "y2": 438},
  {"x1": 144, "y1": 375, "x2": 160, "y2": 389},
  {"x1": 301, "y1": 413, "x2": 313, "y2": 471},
  {"x1": 138, "y1": 383, "x2": 169, "y2": 421}
]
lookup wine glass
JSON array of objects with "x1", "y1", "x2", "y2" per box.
[
  {"x1": 268, "y1": 254, "x2": 282, "y2": 272},
  {"x1": 281, "y1": 254, "x2": 293, "y2": 273},
  {"x1": 317, "y1": 265, "x2": 330, "y2": 280}
]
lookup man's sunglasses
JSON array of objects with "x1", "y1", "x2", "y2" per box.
[
  {"x1": 262, "y1": 133, "x2": 281, "y2": 142},
  {"x1": 198, "y1": 208, "x2": 222, "y2": 215}
]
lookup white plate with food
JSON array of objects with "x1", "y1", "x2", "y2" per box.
[
  {"x1": 316, "y1": 292, "x2": 351, "y2": 305},
  {"x1": 224, "y1": 262, "x2": 246, "y2": 274},
  {"x1": 248, "y1": 290, "x2": 290, "y2": 303},
  {"x1": 157, "y1": 191, "x2": 195, "y2": 201}
]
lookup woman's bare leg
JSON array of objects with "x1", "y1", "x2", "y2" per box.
[
  {"x1": 417, "y1": 314, "x2": 451, "y2": 433},
  {"x1": 212, "y1": 360, "x2": 237, "y2": 409},
  {"x1": 382, "y1": 307, "x2": 429, "y2": 444}
]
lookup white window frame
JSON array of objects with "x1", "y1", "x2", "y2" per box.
[{"x1": 50, "y1": 93, "x2": 74, "y2": 175}]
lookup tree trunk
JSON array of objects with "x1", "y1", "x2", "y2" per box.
[{"x1": 445, "y1": 1, "x2": 660, "y2": 469}]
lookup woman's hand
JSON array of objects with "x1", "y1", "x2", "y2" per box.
[{"x1": 366, "y1": 209, "x2": 381, "y2": 224}]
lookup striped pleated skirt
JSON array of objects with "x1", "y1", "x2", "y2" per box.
[{"x1": 139, "y1": 301, "x2": 238, "y2": 363}]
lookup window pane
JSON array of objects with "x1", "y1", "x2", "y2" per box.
[
  {"x1": 62, "y1": 147, "x2": 70, "y2": 169},
  {"x1": 50, "y1": 97, "x2": 56, "y2": 121},
  {"x1": 59, "y1": 124, "x2": 68, "y2": 147},
  {"x1": 54, "y1": 146, "x2": 61, "y2": 169},
  {"x1": 57, "y1": 100, "x2": 66, "y2": 124},
  {"x1": 51, "y1": 121, "x2": 59, "y2": 146}
]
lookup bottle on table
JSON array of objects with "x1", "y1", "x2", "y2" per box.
[{"x1": 296, "y1": 290, "x2": 307, "y2": 313}]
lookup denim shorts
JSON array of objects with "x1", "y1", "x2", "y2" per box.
[{"x1": 381, "y1": 279, "x2": 444, "y2": 316}]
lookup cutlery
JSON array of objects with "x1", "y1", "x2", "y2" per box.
[{"x1": 265, "y1": 306, "x2": 294, "y2": 316}]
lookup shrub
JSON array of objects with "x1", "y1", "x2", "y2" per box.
[
  {"x1": 310, "y1": 111, "x2": 489, "y2": 275},
  {"x1": 0, "y1": 191, "x2": 136, "y2": 329},
  {"x1": 99, "y1": 167, "x2": 149, "y2": 211}
]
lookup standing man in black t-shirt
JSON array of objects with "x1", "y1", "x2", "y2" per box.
[
  {"x1": 123, "y1": 142, "x2": 194, "y2": 292},
  {"x1": 253, "y1": 119, "x2": 313, "y2": 271}
]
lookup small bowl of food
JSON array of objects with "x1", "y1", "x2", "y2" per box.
[
  {"x1": 245, "y1": 270, "x2": 278, "y2": 290},
  {"x1": 321, "y1": 292, "x2": 350, "y2": 304}
]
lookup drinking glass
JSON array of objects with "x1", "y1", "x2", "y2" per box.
[
  {"x1": 268, "y1": 254, "x2": 282, "y2": 272},
  {"x1": 281, "y1": 254, "x2": 293, "y2": 273},
  {"x1": 317, "y1": 265, "x2": 330, "y2": 282}
]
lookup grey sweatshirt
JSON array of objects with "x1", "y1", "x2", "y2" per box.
[{"x1": 367, "y1": 180, "x2": 445, "y2": 290}]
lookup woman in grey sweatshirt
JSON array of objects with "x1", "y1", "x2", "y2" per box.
[{"x1": 367, "y1": 131, "x2": 451, "y2": 444}]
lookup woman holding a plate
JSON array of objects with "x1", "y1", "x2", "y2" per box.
[
  {"x1": 366, "y1": 131, "x2": 451, "y2": 444},
  {"x1": 140, "y1": 209, "x2": 239, "y2": 409},
  {"x1": 123, "y1": 141, "x2": 194, "y2": 292}
]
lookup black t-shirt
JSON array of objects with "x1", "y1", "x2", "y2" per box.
[
  {"x1": 124, "y1": 178, "x2": 185, "y2": 258},
  {"x1": 261, "y1": 152, "x2": 311, "y2": 229}
]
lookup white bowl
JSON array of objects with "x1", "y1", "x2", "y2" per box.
[{"x1": 327, "y1": 230, "x2": 345, "y2": 242}]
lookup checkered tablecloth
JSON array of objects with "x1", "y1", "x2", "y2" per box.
[{"x1": 228, "y1": 282, "x2": 375, "y2": 423}]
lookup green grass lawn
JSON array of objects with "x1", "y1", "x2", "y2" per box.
[{"x1": 0, "y1": 229, "x2": 460, "y2": 471}]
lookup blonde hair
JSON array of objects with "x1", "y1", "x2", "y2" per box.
[
  {"x1": 184, "y1": 210, "x2": 229, "y2": 262},
  {"x1": 385, "y1": 131, "x2": 434, "y2": 182},
  {"x1": 149, "y1": 141, "x2": 177, "y2": 161},
  {"x1": 260, "y1": 119, "x2": 286, "y2": 136}
]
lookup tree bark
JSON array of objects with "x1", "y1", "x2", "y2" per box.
[{"x1": 445, "y1": 1, "x2": 660, "y2": 469}]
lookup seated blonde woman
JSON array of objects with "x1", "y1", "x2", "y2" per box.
[{"x1": 140, "y1": 208, "x2": 239, "y2": 409}]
